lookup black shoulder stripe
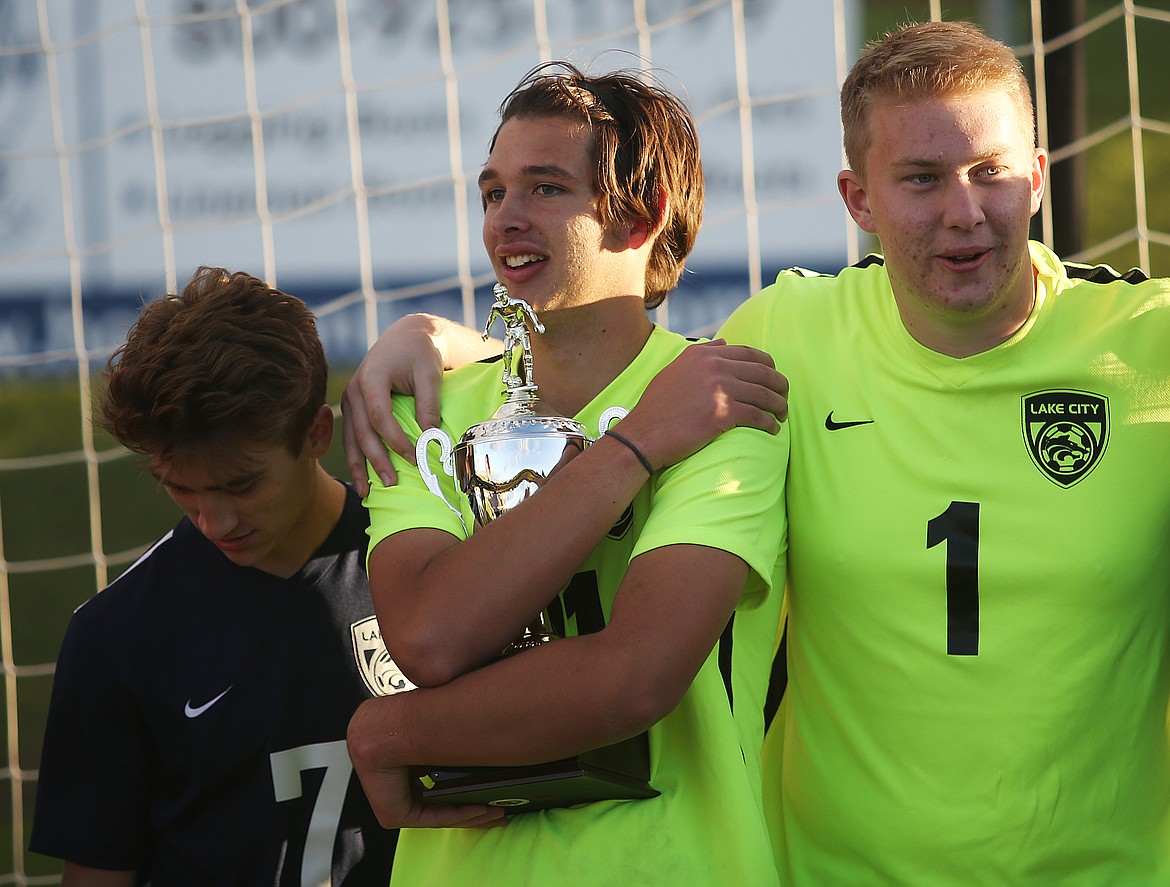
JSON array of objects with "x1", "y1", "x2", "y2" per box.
[
  {"x1": 718, "y1": 615, "x2": 735, "y2": 713},
  {"x1": 780, "y1": 254, "x2": 885, "y2": 282},
  {"x1": 1064, "y1": 261, "x2": 1149, "y2": 285},
  {"x1": 787, "y1": 254, "x2": 1146, "y2": 287},
  {"x1": 763, "y1": 623, "x2": 787, "y2": 732}
]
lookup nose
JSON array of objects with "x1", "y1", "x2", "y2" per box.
[
  {"x1": 486, "y1": 191, "x2": 529, "y2": 236},
  {"x1": 943, "y1": 181, "x2": 985, "y2": 230},
  {"x1": 192, "y1": 493, "x2": 238, "y2": 541}
]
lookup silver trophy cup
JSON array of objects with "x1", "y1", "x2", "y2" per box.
[
  {"x1": 417, "y1": 285, "x2": 626, "y2": 652},
  {"x1": 414, "y1": 284, "x2": 656, "y2": 811}
]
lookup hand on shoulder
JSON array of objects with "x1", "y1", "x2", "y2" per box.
[{"x1": 616, "y1": 339, "x2": 788, "y2": 471}]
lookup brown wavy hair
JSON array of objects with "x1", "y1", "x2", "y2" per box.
[
  {"x1": 99, "y1": 266, "x2": 327, "y2": 465},
  {"x1": 491, "y1": 61, "x2": 704, "y2": 309}
]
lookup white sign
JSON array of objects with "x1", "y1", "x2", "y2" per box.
[
  {"x1": 0, "y1": 0, "x2": 854, "y2": 358},
  {"x1": 2, "y1": 0, "x2": 853, "y2": 279}
]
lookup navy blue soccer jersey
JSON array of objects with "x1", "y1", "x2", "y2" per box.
[{"x1": 31, "y1": 483, "x2": 401, "y2": 885}]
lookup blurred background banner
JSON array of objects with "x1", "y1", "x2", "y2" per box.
[
  {"x1": 1, "y1": 1, "x2": 1167, "y2": 884},
  {"x1": 0, "y1": 0, "x2": 856, "y2": 366}
]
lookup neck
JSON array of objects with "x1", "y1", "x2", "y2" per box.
[
  {"x1": 528, "y1": 296, "x2": 654, "y2": 416},
  {"x1": 903, "y1": 311, "x2": 1030, "y2": 358},
  {"x1": 261, "y1": 466, "x2": 345, "y2": 579},
  {"x1": 899, "y1": 265, "x2": 1038, "y2": 359}
]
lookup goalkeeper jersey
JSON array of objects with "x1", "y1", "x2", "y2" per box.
[
  {"x1": 719, "y1": 241, "x2": 1170, "y2": 886},
  {"x1": 366, "y1": 324, "x2": 789, "y2": 886}
]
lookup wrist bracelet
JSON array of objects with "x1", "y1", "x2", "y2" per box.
[{"x1": 603, "y1": 429, "x2": 655, "y2": 476}]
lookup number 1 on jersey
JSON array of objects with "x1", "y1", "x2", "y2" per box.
[{"x1": 927, "y1": 501, "x2": 980, "y2": 656}]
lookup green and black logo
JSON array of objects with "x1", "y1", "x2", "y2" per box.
[{"x1": 1022, "y1": 389, "x2": 1109, "y2": 487}]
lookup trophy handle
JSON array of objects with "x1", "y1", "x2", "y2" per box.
[
  {"x1": 597, "y1": 406, "x2": 629, "y2": 437},
  {"x1": 415, "y1": 428, "x2": 467, "y2": 530}
]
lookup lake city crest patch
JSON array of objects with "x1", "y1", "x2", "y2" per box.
[
  {"x1": 1021, "y1": 389, "x2": 1109, "y2": 487},
  {"x1": 351, "y1": 615, "x2": 417, "y2": 696}
]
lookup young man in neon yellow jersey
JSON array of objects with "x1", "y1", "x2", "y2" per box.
[
  {"x1": 345, "y1": 62, "x2": 790, "y2": 885},
  {"x1": 726, "y1": 22, "x2": 1170, "y2": 884},
  {"x1": 345, "y1": 22, "x2": 1170, "y2": 885}
]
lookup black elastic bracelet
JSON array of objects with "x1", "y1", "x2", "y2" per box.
[{"x1": 603, "y1": 429, "x2": 655, "y2": 476}]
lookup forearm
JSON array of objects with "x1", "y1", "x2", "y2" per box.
[
  {"x1": 358, "y1": 544, "x2": 746, "y2": 771},
  {"x1": 345, "y1": 641, "x2": 628, "y2": 830},
  {"x1": 351, "y1": 630, "x2": 660, "y2": 773},
  {"x1": 419, "y1": 313, "x2": 502, "y2": 369},
  {"x1": 371, "y1": 433, "x2": 652, "y2": 684}
]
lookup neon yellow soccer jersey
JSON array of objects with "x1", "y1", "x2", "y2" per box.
[
  {"x1": 719, "y1": 242, "x2": 1170, "y2": 886},
  {"x1": 366, "y1": 325, "x2": 789, "y2": 886}
]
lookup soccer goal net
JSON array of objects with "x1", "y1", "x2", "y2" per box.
[{"x1": 0, "y1": 1, "x2": 1167, "y2": 882}]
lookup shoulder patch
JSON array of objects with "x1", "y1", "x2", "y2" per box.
[
  {"x1": 351, "y1": 615, "x2": 417, "y2": 696},
  {"x1": 1021, "y1": 390, "x2": 1109, "y2": 487}
]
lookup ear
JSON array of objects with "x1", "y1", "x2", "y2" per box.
[
  {"x1": 627, "y1": 187, "x2": 669, "y2": 249},
  {"x1": 838, "y1": 169, "x2": 878, "y2": 234},
  {"x1": 305, "y1": 403, "x2": 335, "y2": 459},
  {"x1": 628, "y1": 217, "x2": 653, "y2": 249},
  {"x1": 1029, "y1": 147, "x2": 1049, "y2": 217}
]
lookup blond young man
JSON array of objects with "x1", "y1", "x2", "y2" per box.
[{"x1": 728, "y1": 21, "x2": 1170, "y2": 885}]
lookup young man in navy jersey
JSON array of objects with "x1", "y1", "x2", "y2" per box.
[{"x1": 29, "y1": 267, "x2": 457, "y2": 885}]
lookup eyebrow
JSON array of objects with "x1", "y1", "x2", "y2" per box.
[
  {"x1": 152, "y1": 469, "x2": 265, "y2": 492},
  {"x1": 891, "y1": 146, "x2": 1013, "y2": 170},
  {"x1": 477, "y1": 163, "x2": 578, "y2": 187}
]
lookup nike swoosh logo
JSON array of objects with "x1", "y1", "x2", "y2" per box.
[
  {"x1": 184, "y1": 686, "x2": 233, "y2": 718},
  {"x1": 825, "y1": 412, "x2": 874, "y2": 431}
]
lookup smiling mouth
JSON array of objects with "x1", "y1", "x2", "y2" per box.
[
  {"x1": 942, "y1": 249, "x2": 988, "y2": 265},
  {"x1": 504, "y1": 253, "x2": 548, "y2": 269}
]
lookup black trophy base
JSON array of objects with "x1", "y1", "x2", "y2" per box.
[{"x1": 420, "y1": 733, "x2": 658, "y2": 813}]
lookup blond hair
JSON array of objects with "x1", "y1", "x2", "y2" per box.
[{"x1": 841, "y1": 21, "x2": 1035, "y2": 174}]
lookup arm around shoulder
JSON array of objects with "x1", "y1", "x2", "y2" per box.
[
  {"x1": 607, "y1": 339, "x2": 788, "y2": 474},
  {"x1": 342, "y1": 313, "x2": 503, "y2": 493}
]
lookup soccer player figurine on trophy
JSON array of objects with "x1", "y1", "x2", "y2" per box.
[
  {"x1": 485, "y1": 284, "x2": 544, "y2": 405},
  {"x1": 413, "y1": 284, "x2": 655, "y2": 810}
]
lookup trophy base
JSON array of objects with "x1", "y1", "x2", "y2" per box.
[{"x1": 420, "y1": 733, "x2": 657, "y2": 813}]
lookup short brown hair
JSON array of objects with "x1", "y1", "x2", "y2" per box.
[
  {"x1": 841, "y1": 21, "x2": 1035, "y2": 175},
  {"x1": 491, "y1": 61, "x2": 704, "y2": 309},
  {"x1": 99, "y1": 267, "x2": 327, "y2": 464}
]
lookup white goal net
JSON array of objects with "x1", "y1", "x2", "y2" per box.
[{"x1": 0, "y1": 0, "x2": 1166, "y2": 882}]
